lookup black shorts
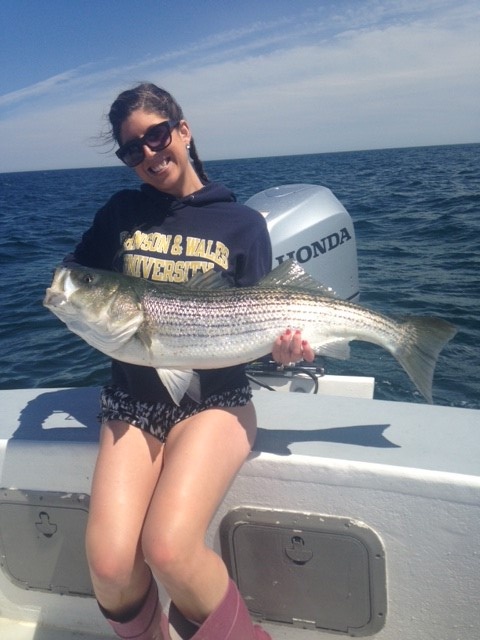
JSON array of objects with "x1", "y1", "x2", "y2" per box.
[{"x1": 99, "y1": 384, "x2": 253, "y2": 442}]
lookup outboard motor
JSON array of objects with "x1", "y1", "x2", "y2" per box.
[
  {"x1": 244, "y1": 185, "x2": 371, "y2": 397},
  {"x1": 245, "y1": 184, "x2": 359, "y2": 302}
]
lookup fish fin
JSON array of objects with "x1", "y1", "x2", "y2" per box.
[
  {"x1": 314, "y1": 339, "x2": 351, "y2": 360},
  {"x1": 185, "y1": 268, "x2": 233, "y2": 290},
  {"x1": 260, "y1": 260, "x2": 337, "y2": 297},
  {"x1": 393, "y1": 317, "x2": 457, "y2": 403},
  {"x1": 185, "y1": 371, "x2": 202, "y2": 403},
  {"x1": 156, "y1": 369, "x2": 201, "y2": 405}
]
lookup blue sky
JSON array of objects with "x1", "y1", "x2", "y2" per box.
[{"x1": 1, "y1": 0, "x2": 479, "y2": 172}]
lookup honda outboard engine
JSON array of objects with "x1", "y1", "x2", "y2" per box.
[
  {"x1": 244, "y1": 185, "x2": 373, "y2": 398},
  {"x1": 245, "y1": 184, "x2": 359, "y2": 302}
]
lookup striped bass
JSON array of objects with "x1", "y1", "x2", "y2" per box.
[{"x1": 43, "y1": 260, "x2": 457, "y2": 405}]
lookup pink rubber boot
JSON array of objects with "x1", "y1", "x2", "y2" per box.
[
  {"x1": 104, "y1": 578, "x2": 170, "y2": 639},
  {"x1": 190, "y1": 579, "x2": 271, "y2": 640}
]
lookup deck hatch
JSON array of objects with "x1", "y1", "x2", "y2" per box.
[
  {"x1": 220, "y1": 508, "x2": 386, "y2": 636},
  {"x1": 0, "y1": 489, "x2": 93, "y2": 596}
]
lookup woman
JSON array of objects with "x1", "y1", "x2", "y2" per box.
[{"x1": 67, "y1": 83, "x2": 313, "y2": 640}]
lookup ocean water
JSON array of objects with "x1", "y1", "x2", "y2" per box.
[{"x1": 0, "y1": 143, "x2": 478, "y2": 408}]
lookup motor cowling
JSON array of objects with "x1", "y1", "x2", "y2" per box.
[{"x1": 245, "y1": 184, "x2": 359, "y2": 301}]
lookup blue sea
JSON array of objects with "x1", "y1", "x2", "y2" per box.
[{"x1": 1, "y1": 144, "x2": 479, "y2": 408}]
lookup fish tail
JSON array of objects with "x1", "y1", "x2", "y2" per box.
[{"x1": 393, "y1": 317, "x2": 457, "y2": 403}]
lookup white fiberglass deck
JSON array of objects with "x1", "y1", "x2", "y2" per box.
[{"x1": 0, "y1": 387, "x2": 479, "y2": 639}]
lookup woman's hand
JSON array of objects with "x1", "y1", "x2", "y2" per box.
[{"x1": 272, "y1": 329, "x2": 315, "y2": 366}]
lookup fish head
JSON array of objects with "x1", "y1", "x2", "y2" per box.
[{"x1": 44, "y1": 266, "x2": 144, "y2": 356}]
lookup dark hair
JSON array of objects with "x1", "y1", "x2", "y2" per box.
[{"x1": 108, "y1": 83, "x2": 208, "y2": 182}]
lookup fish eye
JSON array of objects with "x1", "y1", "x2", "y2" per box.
[{"x1": 82, "y1": 273, "x2": 95, "y2": 284}]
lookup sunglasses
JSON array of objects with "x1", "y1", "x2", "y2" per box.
[{"x1": 115, "y1": 120, "x2": 180, "y2": 167}]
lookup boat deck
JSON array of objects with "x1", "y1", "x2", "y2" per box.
[{"x1": 0, "y1": 387, "x2": 479, "y2": 639}]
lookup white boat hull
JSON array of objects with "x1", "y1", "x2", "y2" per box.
[{"x1": 0, "y1": 387, "x2": 479, "y2": 639}]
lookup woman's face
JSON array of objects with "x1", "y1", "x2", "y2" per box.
[{"x1": 119, "y1": 109, "x2": 203, "y2": 197}]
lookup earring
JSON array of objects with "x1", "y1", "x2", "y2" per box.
[{"x1": 186, "y1": 143, "x2": 191, "y2": 151}]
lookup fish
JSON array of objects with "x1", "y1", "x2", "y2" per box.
[{"x1": 43, "y1": 260, "x2": 457, "y2": 405}]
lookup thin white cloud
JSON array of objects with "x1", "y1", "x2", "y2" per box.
[
  {"x1": 0, "y1": 69, "x2": 81, "y2": 108},
  {"x1": 0, "y1": 16, "x2": 297, "y2": 112}
]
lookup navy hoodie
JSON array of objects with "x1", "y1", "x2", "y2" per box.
[{"x1": 66, "y1": 181, "x2": 272, "y2": 403}]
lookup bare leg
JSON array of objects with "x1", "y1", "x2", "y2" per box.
[
  {"x1": 141, "y1": 402, "x2": 257, "y2": 623},
  {"x1": 85, "y1": 420, "x2": 164, "y2": 618}
]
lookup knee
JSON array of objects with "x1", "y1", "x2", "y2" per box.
[
  {"x1": 86, "y1": 530, "x2": 138, "y2": 589},
  {"x1": 142, "y1": 526, "x2": 197, "y2": 583}
]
